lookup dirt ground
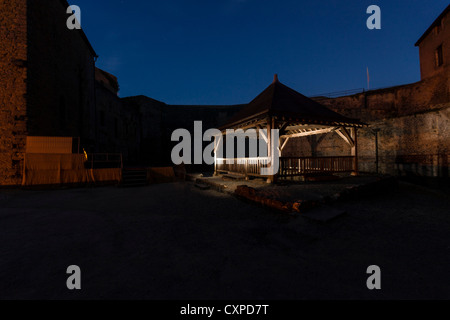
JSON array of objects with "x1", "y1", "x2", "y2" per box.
[
  {"x1": 196, "y1": 174, "x2": 394, "y2": 202},
  {"x1": 0, "y1": 180, "x2": 449, "y2": 299}
]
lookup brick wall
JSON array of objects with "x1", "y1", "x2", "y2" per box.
[
  {"x1": 0, "y1": 0, "x2": 28, "y2": 185},
  {"x1": 315, "y1": 67, "x2": 449, "y2": 122}
]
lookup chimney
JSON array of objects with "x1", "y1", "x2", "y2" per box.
[{"x1": 273, "y1": 74, "x2": 279, "y2": 83}]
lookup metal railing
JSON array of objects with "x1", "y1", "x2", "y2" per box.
[
  {"x1": 86, "y1": 153, "x2": 123, "y2": 169},
  {"x1": 310, "y1": 88, "x2": 364, "y2": 99}
]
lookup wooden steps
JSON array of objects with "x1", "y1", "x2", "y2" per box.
[{"x1": 121, "y1": 169, "x2": 148, "y2": 187}]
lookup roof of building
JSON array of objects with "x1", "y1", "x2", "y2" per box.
[
  {"x1": 415, "y1": 4, "x2": 450, "y2": 46},
  {"x1": 221, "y1": 75, "x2": 363, "y2": 129},
  {"x1": 95, "y1": 68, "x2": 119, "y2": 94},
  {"x1": 167, "y1": 104, "x2": 246, "y2": 110},
  {"x1": 60, "y1": 0, "x2": 98, "y2": 57}
]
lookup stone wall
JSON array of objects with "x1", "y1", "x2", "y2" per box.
[
  {"x1": 0, "y1": 0, "x2": 28, "y2": 185},
  {"x1": 284, "y1": 69, "x2": 450, "y2": 178},
  {"x1": 315, "y1": 66, "x2": 449, "y2": 122},
  {"x1": 284, "y1": 104, "x2": 449, "y2": 177}
]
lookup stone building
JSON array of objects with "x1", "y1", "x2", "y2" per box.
[
  {"x1": 122, "y1": 96, "x2": 243, "y2": 168},
  {"x1": 95, "y1": 68, "x2": 141, "y2": 164},
  {"x1": 416, "y1": 5, "x2": 450, "y2": 80},
  {"x1": 1, "y1": 0, "x2": 97, "y2": 185},
  {"x1": 1, "y1": 0, "x2": 144, "y2": 185},
  {"x1": 304, "y1": 5, "x2": 450, "y2": 179}
]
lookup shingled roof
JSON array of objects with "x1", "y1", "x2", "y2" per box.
[{"x1": 221, "y1": 75, "x2": 363, "y2": 129}]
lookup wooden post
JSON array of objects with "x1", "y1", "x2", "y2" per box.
[
  {"x1": 273, "y1": 117, "x2": 279, "y2": 183},
  {"x1": 374, "y1": 129, "x2": 379, "y2": 174},
  {"x1": 213, "y1": 134, "x2": 223, "y2": 176},
  {"x1": 245, "y1": 159, "x2": 249, "y2": 180},
  {"x1": 213, "y1": 135, "x2": 217, "y2": 176},
  {"x1": 266, "y1": 118, "x2": 273, "y2": 183},
  {"x1": 351, "y1": 127, "x2": 359, "y2": 176}
]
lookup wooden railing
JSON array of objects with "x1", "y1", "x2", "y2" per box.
[
  {"x1": 216, "y1": 157, "x2": 270, "y2": 176},
  {"x1": 215, "y1": 156, "x2": 355, "y2": 177},
  {"x1": 279, "y1": 156, "x2": 355, "y2": 177}
]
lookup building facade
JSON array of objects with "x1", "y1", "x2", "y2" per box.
[
  {"x1": 416, "y1": 6, "x2": 450, "y2": 80},
  {"x1": 1, "y1": 0, "x2": 97, "y2": 185}
]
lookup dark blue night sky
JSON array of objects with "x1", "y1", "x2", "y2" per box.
[{"x1": 74, "y1": 0, "x2": 449, "y2": 104}]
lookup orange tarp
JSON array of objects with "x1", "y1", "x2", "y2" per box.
[
  {"x1": 26, "y1": 137, "x2": 74, "y2": 154},
  {"x1": 90, "y1": 168, "x2": 122, "y2": 183},
  {"x1": 22, "y1": 154, "x2": 121, "y2": 186}
]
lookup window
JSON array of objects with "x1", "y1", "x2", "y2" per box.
[
  {"x1": 435, "y1": 24, "x2": 441, "y2": 35},
  {"x1": 435, "y1": 44, "x2": 444, "y2": 67},
  {"x1": 434, "y1": 18, "x2": 444, "y2": 35}
]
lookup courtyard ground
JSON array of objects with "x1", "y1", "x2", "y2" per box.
[{"x1": 0, "y1": 180, "x2": 449, "y2": 299}]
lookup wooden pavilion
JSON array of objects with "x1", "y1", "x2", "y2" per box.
[{"x1": 214, "y1": 75, "x2": 365, "y2": 182}]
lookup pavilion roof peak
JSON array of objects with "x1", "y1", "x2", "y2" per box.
[
  {"x1": 220, "y1": 77, "x2": 364, "y2": 129},
  {"x1": 273, "y1": 74, "x2": 279, "y2": 84}
]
